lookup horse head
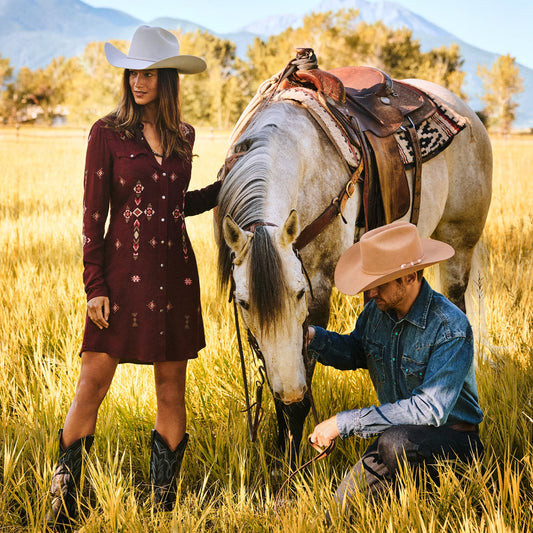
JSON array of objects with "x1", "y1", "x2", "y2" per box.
[{"x1": 223, "y1": 210, "x2": 310, "y2": 404}]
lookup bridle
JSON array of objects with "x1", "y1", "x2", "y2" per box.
[
  {"x1": 229, "y1": 222, "x2": 315, "y2": 443},
  {"x1": 219, "y1": 80, "x2": 362, "y2": 501},
  {"x1": 228, "y1": 217, "x2": 338, "y2": 510}
]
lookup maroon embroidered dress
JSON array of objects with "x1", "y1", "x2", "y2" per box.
[{"x1": 81, "y1": 119, "x2": 220, "y2": 363}]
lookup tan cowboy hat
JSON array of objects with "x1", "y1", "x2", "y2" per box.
[
  {"x1": 334, "y1": 221, "x2": 455, "y2": 295},
  {"x1": 105, "y1": 25, "x2": 207, "y2": 74}
]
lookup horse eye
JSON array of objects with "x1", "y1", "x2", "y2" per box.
[
  {"x1": 239, "y1": 300, "x2": 249, "y2": 311},
  {"x1": 296, "y1": 289, "x2": 306, "y2": 301},
  {"x1": 234, "y1": 139, "x2": 252, "y2": 153}
]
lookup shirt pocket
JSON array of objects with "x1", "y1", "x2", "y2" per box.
[
  {"x1": 400, "y1": 352, "x2": 429, "y2": 391},
  {"x1": 365, "y1": 340, "x2": 385, "y2": 385},
  {"x1": 114, "y1": 149, "x2": 147, "y2": 179}
]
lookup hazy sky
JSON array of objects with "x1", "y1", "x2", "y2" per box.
[{"x1": 84, "y1": 0, "x2": 533, "y2": 69}]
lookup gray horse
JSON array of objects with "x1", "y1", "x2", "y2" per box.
[{"x1": 216, "y1": 71, "x2": 492, "y2": 459}]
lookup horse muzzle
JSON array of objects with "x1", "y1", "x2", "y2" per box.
[{"x1": 273, "y1": 382, "x2": 308, "y2": 405}]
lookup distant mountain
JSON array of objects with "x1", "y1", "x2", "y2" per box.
[
  {"x1": 0, "y1": 0, "x2": 142, "y2": 69},
  {"x1": 0, "y1": 0, "x2": 530, "y2": 128}
]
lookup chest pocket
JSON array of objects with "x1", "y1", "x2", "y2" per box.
[
  {"x1": 400, "y1": 353, "x2": 429, "y2": 391},
  {"x1": 113, "y1": 149, "x2": 150, "y2": 186},
  {"x1": 365, "y1": 340, "x2": 385, "y2": 385}
]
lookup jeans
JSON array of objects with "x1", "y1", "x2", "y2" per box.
[{"x1": 334, "y1": 424, "x2": 484, "y2": 510}]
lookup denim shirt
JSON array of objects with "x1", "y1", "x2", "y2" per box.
[{"x1": 308, "y1": 279, "x2": 483, "y2": 439}]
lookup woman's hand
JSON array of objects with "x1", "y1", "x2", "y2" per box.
[
  {"x1": 87, "y1": 296, "x2": 110, "y2": 329},
  {"x1": 308, "y1": 415, "x2": 340, "y2": 450}
]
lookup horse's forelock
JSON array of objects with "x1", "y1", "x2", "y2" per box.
[
  {"x1": 249, "y1": 226, "x2": 289, "y2": 334},
  {"x1": 217, "y1": 103, "x2": 294, "y2": 296}
]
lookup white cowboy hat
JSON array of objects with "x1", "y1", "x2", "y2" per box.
[
  {"x1": 334, "y1": 221, "x2": 455, "y2": 295},
  {"x1": 105, "y1": 25, "x2": 207, "y2": 74}
]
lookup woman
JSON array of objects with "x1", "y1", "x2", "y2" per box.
[{"x1": 47, "y1": 26, "x2": 220, "y2": 526}]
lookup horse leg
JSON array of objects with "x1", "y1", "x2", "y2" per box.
[
  {"x1": 274, "y1": 393, "x2": 312, "y2": 470},
  {"x1": 274, "y1": 352, "x2": 316, "y2": 469},
  {"x1": 433, "y1": 222, "x2": 481, "y2": 313}
]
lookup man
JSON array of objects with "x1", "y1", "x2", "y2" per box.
[{"x1": 307, "y1": 220, "x2": 483, "y2": 510}]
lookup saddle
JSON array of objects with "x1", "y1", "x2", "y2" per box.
[{"x1": 281, "y1": 57, "x2": 437, "y2": 228}]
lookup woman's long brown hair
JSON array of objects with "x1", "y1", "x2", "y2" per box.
[{"x1": 103, "y1": 68, "x2": 192, "y2": 161}]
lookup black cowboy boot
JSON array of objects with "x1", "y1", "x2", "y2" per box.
[
  {"x1": 45, "y1": 429, "x2": 94, "y2": 529},
  {"x1": 150, "y1": 429, "x2": 189, "y2": 511}
]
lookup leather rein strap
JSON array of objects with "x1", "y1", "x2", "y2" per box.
[
  {"x1": 404, "y1": 116, "x2": 423, "y2": 225},
  {"x1": 274, "y1": 438, "x2": 335, "y2": 513},
  {"x1": 219, "y1": 150, "x2": 364, "y2": 253},
  {"x1": 293, "y1": 161, "x2": 363, "y2": 250},
  {"x1": 230, "y1": 261, "x2": 266, "y2": 443}
]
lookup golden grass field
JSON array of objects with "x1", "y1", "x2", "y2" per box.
[{"x1": 0, "y1": 126, "x2": 532, "y2": 532}]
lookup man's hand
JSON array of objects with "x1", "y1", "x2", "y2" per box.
[
  {"x1": 87, "y1": 296, "x2": 110, "y2": 329},
  {"x1": 308, "y1": 415, "x2": 340, "y2": 450},
  {"x1": 306, "y1": 326, "x2": 315, "y2": 346}
]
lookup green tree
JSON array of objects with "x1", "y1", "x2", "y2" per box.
[
  {"x1": 0, "y1": 54, "x2": 14, "y2": 121},
  {"x1": 179, "y1": 30, "x2": 248, "y2": 128},
  {"x1": 243, "y1": 9, "x2": 466, "y2": 96},
  {"x1": 478, "y1": 54, "x2": 524, "y2": 135},
  {"x1": 64, "y1": 40, "x2": 124, "y2": 124},
  {"x1": 417, "y1": 44, "x2": 466, "y2": 98},
  {"x1": 8, "y1": 56, "x2": 78, "y2": 124}
]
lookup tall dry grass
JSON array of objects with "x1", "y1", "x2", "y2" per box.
[{"x1": 0, "y1": 127, "x2": 532, "y2": 532}]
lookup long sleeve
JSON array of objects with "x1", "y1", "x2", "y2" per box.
[
  {"x1": 335, "y1": 334, "x2": 476, "y2": 438},
  {"x1": 308, "y1": 325, "x2": 367, "y2": 371},
  {"x1": 184, "y1": 180, "x2": 221, "y2": 216},
  {"x1": 82, "y1": 121, "x2": 112, "y2": 301}
]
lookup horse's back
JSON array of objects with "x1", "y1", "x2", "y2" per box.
[{"x1": 404, "y1": 78, "x2": 492, "y2": 232}]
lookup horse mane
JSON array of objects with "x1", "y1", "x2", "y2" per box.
[{"x1": 217, "y1": 104, "x2": 290, "y2": 331}]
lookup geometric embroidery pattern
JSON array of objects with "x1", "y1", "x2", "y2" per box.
[
  {"x1": 133, "y1": 219, "x2": 140, "y2": 259},
  {"x1": 395, "y1": 100, "x2": 466, "y2": 168},
  {"x1": 180, "y1": 187, "x2": 189, "y2": 261}
]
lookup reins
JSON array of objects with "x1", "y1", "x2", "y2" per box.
[
  {"x1": 229, "y1": 228, "x2": 334, "y2": 511},
  {"x1": 230, "y1": 264, "x2": 266, "y2": 442},
  {"x1": 274, "y1": 438, "x2": 335, "y2": 513}
]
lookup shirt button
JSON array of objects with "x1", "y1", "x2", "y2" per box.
[
  {"x1": 161, "y1": 218, "x2": 165, "y2": 222},
  {"x1": 162, "y1": 172, "x2": 167, "y2": 177},
  {"x1": 392, "y1": 357, "x2": 396, "y2": 361},
  {"x1": 160, "y1": 240, "x2": 165, "y2": 244},
  {"x1": 160, "y1": 331, "x2": 164, "y2": 335},
  {"x1": 162, "y1": 195, "x2": 166, "y2": 199},
  {"x1": 160, "y1": 309, "x2": 164, "y2": 313},
  {"x1": 130, "y1": 154, "x2": 134, "y2": 158},
  {"x1": 160, "y1": 286, "x2": 164, "y2": 290},
  {"x1": 394, "y1": 332, "x2": 398, "y2": 336},
  {"x1": 160, "y1": 263, "x2": 164, "y2": 268}
]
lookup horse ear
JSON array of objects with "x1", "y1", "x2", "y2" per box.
[
  {"x1": 223, "y1": 215, "x2": 249, "y2": 254},
  {"x1": 280, "y1": 209, "x2": 300, "y2": 248}
]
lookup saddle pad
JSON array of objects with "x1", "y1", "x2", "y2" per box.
[
  {"x1": 278, "y1": 87, "x2": 362, "y2": 168},
  {"x1": 227, "y1": 70, "x2": 466, "y2": 175},
  {"x1": 395, "y1": 98, "x2": 467, "y2": 167}
]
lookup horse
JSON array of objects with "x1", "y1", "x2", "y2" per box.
[{"x1": 215, "y1": 56, "x2": 493, "y2": 460}]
